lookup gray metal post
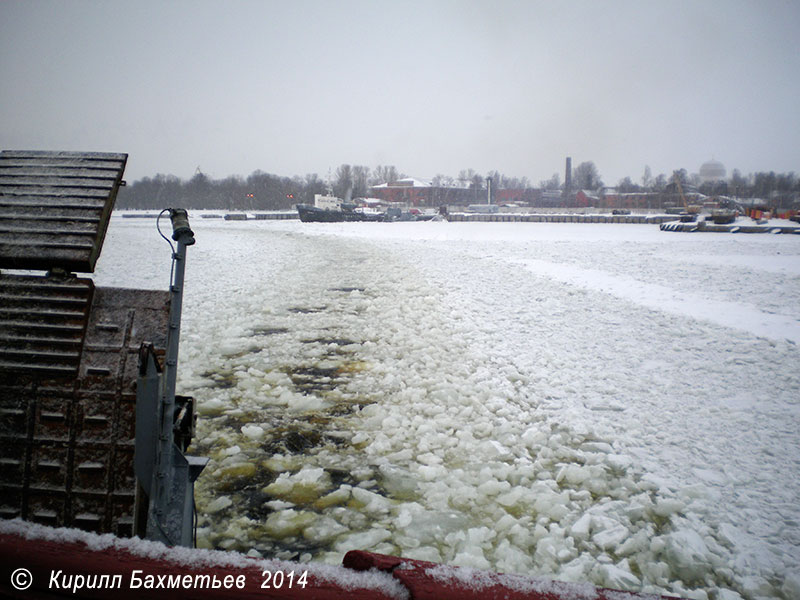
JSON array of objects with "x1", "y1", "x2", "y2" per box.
[
  {"x1": 164, "y1": 208, "x2": 194, "y2": 403},
  {"x1": 139, "y1": 208, "x2": 207, "y2": 547}
]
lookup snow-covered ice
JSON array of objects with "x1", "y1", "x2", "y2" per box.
[{"x1": 93, "y1": 215, "x2": 800, "y2": 600}]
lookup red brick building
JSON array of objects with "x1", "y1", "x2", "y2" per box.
[{"x1": 369, "y1": 178, "x2": 492, "y2": 207}]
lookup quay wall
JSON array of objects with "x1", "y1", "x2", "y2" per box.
[{"x1": 447, "y1": 213, "x2": 675, "y2": 224}]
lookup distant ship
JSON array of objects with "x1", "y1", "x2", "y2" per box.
[{"x1": 296, "y1": 193, "x2": 383, "y2": 222}]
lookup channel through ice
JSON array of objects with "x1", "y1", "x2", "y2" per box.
[{"x1": 93, "y1": 216, "x2": 800, "y2": 600}]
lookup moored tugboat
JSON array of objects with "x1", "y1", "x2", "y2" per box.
[{"x1": 296, "y1": 193, "x2": 384, "y2": 222}]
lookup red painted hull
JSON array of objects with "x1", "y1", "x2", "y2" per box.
[{"x1": 0, "y1": 527, "x2": 681, "y2": 599}]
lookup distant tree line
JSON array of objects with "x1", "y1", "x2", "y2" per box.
[
  {"x1": 117, "y1": 170, "x2": 326, "y2": 211},
  {"x1": 117, "y1": 164, "x2": 409, "y2": 210},
  {"x1": 116, "y1": 161, "x2": 800, "y2": 211}
]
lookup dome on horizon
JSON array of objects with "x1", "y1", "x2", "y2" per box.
[{"x1": 699, "y1": 159, "x2": 726, "y2": 182}]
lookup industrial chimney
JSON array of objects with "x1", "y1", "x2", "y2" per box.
[{"x1": 563, "y1": 156, "x2": 572, "y2": 204}]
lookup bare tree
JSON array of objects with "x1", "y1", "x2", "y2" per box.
[
  {"x1": 334, "y1": 164, "x2": 354, "y2": 200},
  {"x1": 539, "y1": 173, "x2": 561, "y2": 190},
  {"x1": 641, "y1": 165, "x2": 653, "y2": 190},
  {"x1": 572, "y1": 161, "x2": 603, "y2": 190},
  {"x1": 371, "y1": 165, "x2": 399, "y2": 185},
  {"x1": 352, "y1": 165, "x2": 370, "y2": 198},
  {"x1": 617, "y1": 176, "x2": 639, "y2": 193},
  {"x1": 470, "y1": 173, "x2": 484, "y2": 191}
]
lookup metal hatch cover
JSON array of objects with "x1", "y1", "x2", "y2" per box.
[
  {"x1": 0, "y1": 149, "x2": 172, "y2": 538},
  {"x1": 0, "y1": 284, "x2": 171, "y2": 536},
  {"x1": 0, "y1": 150, "x2": 127, "y2": 273}
]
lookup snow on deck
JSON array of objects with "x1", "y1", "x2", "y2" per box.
[
  {"x1": 90, "y1": 217, "x2": 800, "y2": 600},
  {"x1": 0, "y1": 519, "x2": 409, "y2": 598}
]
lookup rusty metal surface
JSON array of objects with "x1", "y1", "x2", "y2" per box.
[
  {"x1": 0, "y1": 150, "x2": 127, "y2": 273},
  {"x1": 0, "y1": 285, "x2": 169, "y2": 537},
  {"x1": 0, "y1": 274, "x2": 94, "y2": 378}
]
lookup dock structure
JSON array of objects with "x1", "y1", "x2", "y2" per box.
[
  {"x1": 251, "y1": 212, "x2": 298, "y2": 220},
  {"x1": 660, "y1": 220, "x2": 800, "y2": 234},
  {"x1": 447, "y1": 212, "x2": 675, "y2": 224},
  {"x1": 222, "y1": 212, "x2": 298, "y2": 220},
  {"x1": 119, "y1": 212, "x2": 300, "y2": 220}
]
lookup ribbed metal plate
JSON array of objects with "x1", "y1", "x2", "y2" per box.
[
  {"x1": 0, "y1": 286, "x2": 170, "y2": 536},
  {"x1": 0, "y1": 274, "x2": 93, "y2": 378},
  {"x1": 0, "y1": 150, "x2": 127, "y2": 273}
]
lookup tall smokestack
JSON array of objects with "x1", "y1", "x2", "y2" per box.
[{"x1": 564, "y1": 156, "x2": 572, "y2": 204}]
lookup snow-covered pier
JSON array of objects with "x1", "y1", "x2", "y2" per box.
[
  {"x1": 447, "y1": 213, "x2": 675, "y2": 224},
  {"x1": 119, "y1": 211, "x2": 301, "y2": 220},
  {"x1": 660, "y1": 220, "x2": 800, "y2": 234},
  {"x1": 119, "y1": 211, "x2": 684, "y2": 225}
]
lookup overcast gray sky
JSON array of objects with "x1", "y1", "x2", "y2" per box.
[{"x1": 2, "y1": 0, "x2": 798, "y2": 186}]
